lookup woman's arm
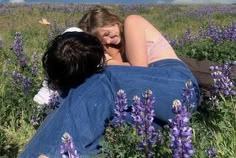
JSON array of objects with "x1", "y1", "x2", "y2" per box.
[
  {"x1": 106, "y1": 59, "x2": 130, "y2": 66},
  {"x1": 124, "y1": 15, "x2": 149, "y2": 67}
]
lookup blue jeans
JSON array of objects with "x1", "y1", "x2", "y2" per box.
[{"x1": 18, "y1": 59, "x2": 199, "y2": 158}]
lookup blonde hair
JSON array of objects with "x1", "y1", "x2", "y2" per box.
[{"x1": 78, "y1": 5, "x2": 125, "y2": 56}]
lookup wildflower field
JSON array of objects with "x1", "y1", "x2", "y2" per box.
[{"x1": 0, "y1": 3, "x2": 235, "y2": 158}]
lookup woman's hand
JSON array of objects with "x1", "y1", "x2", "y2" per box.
[{"x1": 105, "y1": 53, "x2": 130, "y2": 66}]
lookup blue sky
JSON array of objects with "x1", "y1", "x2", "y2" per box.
[{"x1": 1, "y1": 0, "x2": 236, "y2": 4}]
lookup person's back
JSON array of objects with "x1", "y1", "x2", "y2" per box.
[
  {"x1": 19, "y1": 72, "x2": 116, "y2": 157},
  {"x1": 18, "y1": 31, "x2": 199, "y2": 158},
  {"x1": 19, "y1": 64, "x2": 199, "y2": 157}
]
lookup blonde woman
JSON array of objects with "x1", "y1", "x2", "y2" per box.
[{"x1": 78, "y1": 5, "x2": 179, "y2": 67}]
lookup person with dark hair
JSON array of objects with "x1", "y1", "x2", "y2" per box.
[
  {"x1": 19, "y1": 30, "x2": 199, "y2": 157},
  {"x1": 42, "y1": 31, "x2": 105, "y2": 95}
]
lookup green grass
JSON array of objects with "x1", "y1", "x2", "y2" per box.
[{"x1": 0, "y1": 3, "x2": 235, "y2": 158}]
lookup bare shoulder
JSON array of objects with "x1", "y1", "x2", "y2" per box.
[
  {"x1": 124, "y1": 15, "x2": 156, "y2": 31},
  {"x1": 124, "y1": 15, "x2": 146, "y2": 25}
]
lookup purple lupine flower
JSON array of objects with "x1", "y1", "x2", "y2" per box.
[
  {"x1": 30, "y1": 92, "x2": 60, "y2": 127},
  {"x1": 205, "y1": 147, "x2": 217, "y2": 157},
  {"x1": 30, "y1": 114, "x2": 42, "y2": 126},
  {"x1": 209, "y1": 62, "x2": 235, "y2": 97},
  {"x1": 131, "y1": 95, "x2": 143, "y2": 128},
  {"x1": 31, "y1": 65, "x2": 38, "y2": 76},
  {"x1": 168, "y1": 38, "x2": 178, "y2": 47},
  {"x1": 48, "y1": 92, "x2": 61, "y2": 111},
  {"x1": 190, "y1": 6, "x2": 236, "y2": 18},
  {"x1": 182, "y1": 80, "x2": 196, "y2": 109},
  {"x1": 113, "y1": 89, "x2": 128, "y2": 126},
  {"x1": 166, "y1": 20, "x2": 236, "y2": 48},
  {"x1": 37, "y1": 91, "x2": 61, "y2": 115},
  {"x1": 60, "y1": 132, "x2": 79, "y2": 158},
  {"x1": 12, "y1": 70, "x2": 23, "y2": 84},
  {"x1": 19, "y1": 54, "x2": 28, "y2": 68},
  {"x1": 229, "y1": 22, "x2": 236, "y2": 41},
  {"x1": 209, "y1": 95, "x2": 219, "y2": 106},
  {"x1": 22, "y1": 76, "x2": 32, "y2": 94},
  {"x1": 199, "y1": 21, "x2": 236, "y2": 44},
  {"x1": 31, "y1": 51, "x2": 38, "y2": 62},
  {"x1": 131, "y1": 90, "x2": 157, "y2": 158},
  {"x1": 184, "y1": 28, "x2": 192, "y2": 43},
  {"x1": 207, "y1": 24, "x2": 222, "y2": 44},
  {"x1": 13, "y1": 32, "x2": 23, "y2": 57},
  {"x1": 12, "y1": 32, "x2": 29, "y2": 68},
  {"x1": 222, "y1": 22, "x2": 236, "y2": 42},
  {"x1": 177, "y1": 39, "x2": 184, "y2": 47},
  {"x1": 169, "y1": 100, "x2": 194, "y2": 158}
]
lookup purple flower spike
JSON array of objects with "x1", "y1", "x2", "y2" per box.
[
  {"x1": 39, "y1": 91, "x2": 61, "y2": 114},
  {"x1": 172, "y1": 99, "x2": 182, "y2": 114},
  {"x1": 13, "y1": 32, "x2": 23, "y2": 57},
  {"x1": 22, "y1": 76, "x2": 32, "y2": 94},
  {"x1": 48, "y1": 92, "x2": 61, "y2": 110},
  {"x1": 30, "y1": 114, "x2": 41, "y2": 126},
  {"x1": 12, "y1": 71, "x2": 22, "y2": 84},
  {"x1": 31, "y1": 65, "x2": 38, "y2": 76},
  {"x1": 19, "y1": 55, "x2": 28, "y2": 68},
  {"x1": 205, "y1": 147, "x2": 217, "y2": 157},
  {"x1": 169, "y1": 99, "x2": 194, "y2": 158},
  {"x1": 12, "y1": 32, "x2": 29, "y2": 68},
  {"x1": 210, "y1": 63, "x2": 235, "y2": 97},
  {"x1": 182, "y1": 80, "x2": 195, "y2": 110},
  {"x1": 113, "y1": 89, "x2": 128, "y2": 126},
  {"x1": 60, "y1": 132, "x2": 79, "y2": 158},
  {"x1": 131, "y1": 90, "x2": 157, "y2": 157}
]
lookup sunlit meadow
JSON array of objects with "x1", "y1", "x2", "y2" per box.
[{"x1": 0, "y1": 3, "x2": 235, "y2": 158}]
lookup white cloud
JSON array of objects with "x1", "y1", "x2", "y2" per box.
[
  {"x1": 170, "y1": 0, "x2": 235, "y2": 4},
  {"x1": 9, "y1": 0, "x2": 25, "y2": 3}
]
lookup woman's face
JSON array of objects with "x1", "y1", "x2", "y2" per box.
[{"x1": 96, "y1": 24, "x2": 121, "y2": 46}]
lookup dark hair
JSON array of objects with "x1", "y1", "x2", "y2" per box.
[{"x1": 42, "y1": 32, "x2": 105, "y2": 93}]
